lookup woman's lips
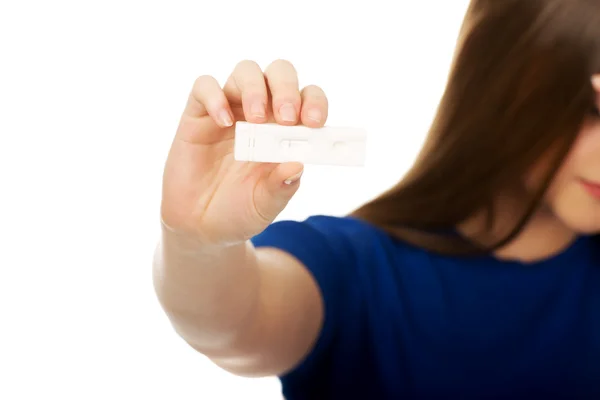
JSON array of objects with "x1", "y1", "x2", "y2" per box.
[{"x1": 580, "y1": 179, "x2": 600, "y2": 200}]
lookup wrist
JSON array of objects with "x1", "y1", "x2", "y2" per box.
[
  {"x1": 158, "y1": 220, "x2": 256, "y2": 273},
  {"x1": 160, "y1": 218, "x2": 244, "y2": 253}
]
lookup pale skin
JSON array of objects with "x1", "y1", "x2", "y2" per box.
[{"x1": 153, "y1": 61, "x2": 600, "y2": 377}]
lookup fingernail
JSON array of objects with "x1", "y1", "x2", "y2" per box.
[
  {"x1": 251, "y1": 101, "x2": 265, "y2": 118},
  {"x1": 284, "y1": 170, "x2": 303, "y2": 185},
  {"x1": 306, "y1": 108, "x2": 321, "y2": 123},
  {"x1": 279, "y1": 103, "x2": 297, "y2": 122},
  {"x1": 592, "y1": 75, "x2": 600, "y2": 90},
  {"x1": 219, "y1": 109, "x2": 233, "y2": 127}
]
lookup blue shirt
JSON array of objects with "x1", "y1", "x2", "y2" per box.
[{"x1": 251, "y1": 215, "x2": 600, "y2": 399}]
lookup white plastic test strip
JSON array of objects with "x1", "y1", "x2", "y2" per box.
[{"x1": 233, "y1": 121, "x2": 367, "y2": 166}]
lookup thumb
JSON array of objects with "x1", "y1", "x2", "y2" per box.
[{"x1": 253, "y1": 162, "x2": 304, "y2": 222}]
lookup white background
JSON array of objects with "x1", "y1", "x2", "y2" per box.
[{"x1": 0, "y1": 1, "x2": 469, "y2": 398}]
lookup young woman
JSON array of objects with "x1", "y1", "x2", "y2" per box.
[{"x1": 153, "y1": 0, "x2": 600, "y2": 398}]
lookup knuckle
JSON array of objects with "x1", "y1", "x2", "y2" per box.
[
  {"x1": 265, "y1": 59, "x2": 298, "y2": 84},
  {"x1": 235, "y1": 59, "x2": 260, "y2": 71},
  {"x1": 240, "y1": 80, "x2": 267, "y2": 97},
  {"x1": 303, "y1": 84, "x2": 326, "y2": 95},
  {"x1": 267, "y1": 58, "x2": 296, "y2": 71},
  {"x1": 267, "y1": 63, "x2": 300, "y2": 99},
  {"x1": 193, "y1": 74, "x2": 215, "y2": 90},
  {"x1": 231, "y1": 60, "x2": 265, "y2": 92},
  {"x1": 302, "y1": 85, "x2": 328, "y2": 102},
  {"x1": 272, "y1": 81, "x2": 300, "y2": 95},
  {"x1": 271, "y1": 90, "x2": 301, "y2": 107}
]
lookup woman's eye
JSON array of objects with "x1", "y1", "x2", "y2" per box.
[{"x1": 590, "y1": 106, "x2": 600, "y2": 118}]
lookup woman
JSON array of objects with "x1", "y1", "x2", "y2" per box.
[{"x1": 153, "y1": 0, "x2": 600, "y2": 398}]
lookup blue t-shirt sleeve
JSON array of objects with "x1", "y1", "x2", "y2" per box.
[{"x1": 250, "y1": 216, "x2": 363, "y2": 385}]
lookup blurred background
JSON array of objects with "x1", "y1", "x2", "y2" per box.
[{"x1": 0, "y1": 0, "x2": 469, "y2": 398}]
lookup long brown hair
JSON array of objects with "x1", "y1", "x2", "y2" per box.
[{"x1": 351, "y1": 0, "x2": 600, "y2": 255}]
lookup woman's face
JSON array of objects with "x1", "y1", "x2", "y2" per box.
[{"x1": 541, "y1": 76, "x2": 600, "y2": 234}]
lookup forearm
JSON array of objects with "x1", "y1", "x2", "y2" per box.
[{"x1": 152, "y1": 223, "x2": 261, "y2": 351}]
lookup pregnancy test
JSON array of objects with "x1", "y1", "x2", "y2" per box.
[{"x1": 233, "y1": 121, "x2": 367, "y2": 166}]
